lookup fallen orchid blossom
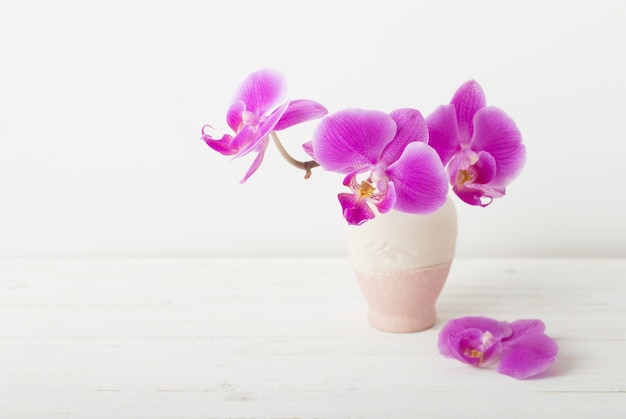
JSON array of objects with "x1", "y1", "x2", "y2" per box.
[{"x1": 438, "y1": 316, "x2": 558, "y2": 379}]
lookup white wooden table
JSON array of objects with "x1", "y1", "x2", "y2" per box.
[{"x1": 1, "y1": 258, "x2": 625, "y2": 418}]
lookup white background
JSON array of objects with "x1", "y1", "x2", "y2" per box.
[{"x1": 0, "y1": 0, "x2": 624, "y2": 258}]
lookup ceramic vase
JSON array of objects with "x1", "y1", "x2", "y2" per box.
[{"x1": 346, "y1": 197, "x2": 457, "y2": 333}]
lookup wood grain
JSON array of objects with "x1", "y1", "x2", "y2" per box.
[{"x1": 1, "y1": 258, "x2": 625, "y2": 418}]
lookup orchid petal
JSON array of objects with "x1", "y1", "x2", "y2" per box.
[
  {"x1": 472, "y1": 151, "x2": 497, "y2": 184},
  {"x1": 203, "y1": 134, "x2": 237, "y2": 155},
  {"x1": 201, "y1": 125, "x2": 238, "y2": 156},
  {"x1": 256, "y1": 100, "x2": 290, "y2": 141},
  {"x1": 274, "y1": 99, "x2": 328, "y2": 131},
  {"x1": 312, "y1": 109, "x2": 397, "y2": 173},
  {"x1": 338, "y1": 193, "x2": 376, "y2": 226},
  {"x1": 302, "y1": 141, "x2": 315, "y2": 159},
  {"x1": 342, "y1": 170, "x2": 362, "y2": 189},
  {"x1": 231, "y1": 68, "x2": 287, "y2": 116},
  {"x1": 438, "y1": 316, "x2": 513, "y2": 358},
  {"x1": 229, "y1": 123, "x2": 260, "y2": 154},
  {"x1": 374, "y1": 181, "x2": 396, "y2": 213},
  {"x1": 380, "y1": 108, "x2": 428, "y2": 166},
  {"x1": 507, "y1": 319, "x2": 547, "y2": 341},
  {"x1": 385, "y1": 142, "x2": 448, "y2": 214},
  {"x1": 447, "y1": 328, "x2": 503, "y2": 367},
  {"x1": 226, "y1": 100, "x2": 246, "y2": 132},
  {"x1": 471, "y1": 107, "x2": 525, "y2": 186},
  {"x1": 239, "y1": 138, "x2": 270, "y2": 183},
  {"x1": 497, "y1": 333, "x2": 559, "y2": 379},
  {"x1": 446, "y1": 153, "x2": 463, "y2": 186},
  {"x1": 498, "y1": 319, "x2": 559, "y2": 380},
  {"x1": 452, "y1": 184, "x2": 494, "y2": 207},
  {"x1": 426, "y1": 104, "x2": 461, "y2": 165},
  {"x1": 451, "y1": 80, "x2": 486, "y2": 145},
  {"x1": 236, "y1": 101, "x2": 289, "y2": 159}
]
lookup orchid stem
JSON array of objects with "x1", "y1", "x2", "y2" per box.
[{"x1": 271, "y1": 131, "x2": 320, "y2": 179}]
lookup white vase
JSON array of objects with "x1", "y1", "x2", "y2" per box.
[{"x1": 346, "y1": 197, "x2": 457, "y2": 333}]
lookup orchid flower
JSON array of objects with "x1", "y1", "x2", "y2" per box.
[
  {"x1": 202, "y1": 68, "x2": 327, "y2": 182},
  {"x1": 426, "y1": 80, "x2": 525, "y2": 206},
  {"x1": 438, "y1": 316, "x2": 558, "y2": 379},
  {"x1": 311, "y1": 108, "x2": 449, "y2": 225}
]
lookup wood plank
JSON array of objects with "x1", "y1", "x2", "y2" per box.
[{"x1": 1, "y1": 258, "x2": 625, "y2": 418}]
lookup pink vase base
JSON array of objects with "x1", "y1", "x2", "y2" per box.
[{"x1": 353, "y1": 261, "x2": 452, "y2": 333}]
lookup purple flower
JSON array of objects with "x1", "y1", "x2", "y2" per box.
[
  {"x1": 311, "y1": 108, "x2": 449, "y2": 225},
  {"x1": 426, "y1": 80, "x2": 525, "y2": 206},
  {"x1": 438, "y1": 316, "x2": 559, "y2": 379},
  {"x1": 202, "y1": 68, "x2": 327, "y2": 182}
]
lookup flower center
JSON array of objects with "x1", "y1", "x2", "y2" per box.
[
  {"x1": 467, "y1": 349, "x2": 485, "y2": 363},
  {"x1": 457, "y1": 169, "x2": 473, "y2": 184},
  {"x1": 358, "y1": 180, "x2": 376, "y2": 198},
  {"x1": 454, "y1": 149, "x2": 481, "y2": 187},
  {"x1": 456, "y1": 166, "x2": 478, "y2": 186},
  {"x1": 239, "y1": 110, "x2": 261, "y2": 133},
  {"x1": 462, "y1": 330, "x2": 495, "y2": 366}
]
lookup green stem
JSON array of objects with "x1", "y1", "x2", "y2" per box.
[{"x1": 271, "y1": 131, "x2": 320, "y2": 179}]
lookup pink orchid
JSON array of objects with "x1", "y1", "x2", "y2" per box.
[
  {"x1": 438, "y1": 316, "x2": 558, "y2": 379},
  {"x1": 426, "y1": 80, "x2": 525, "y2": 206},
  {"x1": 311, "y1": 108, "x2": 448, "y2": 225},
  {"x1": 202, "y1": 68, "x2": 327, "y2": 182}
]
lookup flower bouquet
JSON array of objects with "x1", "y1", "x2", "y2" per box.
[
  {"x1": 201, "y1": 68, "x2": 525, "y2": 224},
  {"x1": 200, "y1": 68, "x2": 556, "y2": 378}
]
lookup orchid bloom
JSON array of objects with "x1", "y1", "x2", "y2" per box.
[
  {"x1": 311, "y1": 108, "x2": 448, "y2": 225},
  {"x1": 426, "y1": 80, "x2": 525, "y2": 206},
  {"x1": 438, "y1": 316, "x2": 558, "y2": 379},
  {"x1": 202, "y1": 68, "x2": 327, "y2": 182}
]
